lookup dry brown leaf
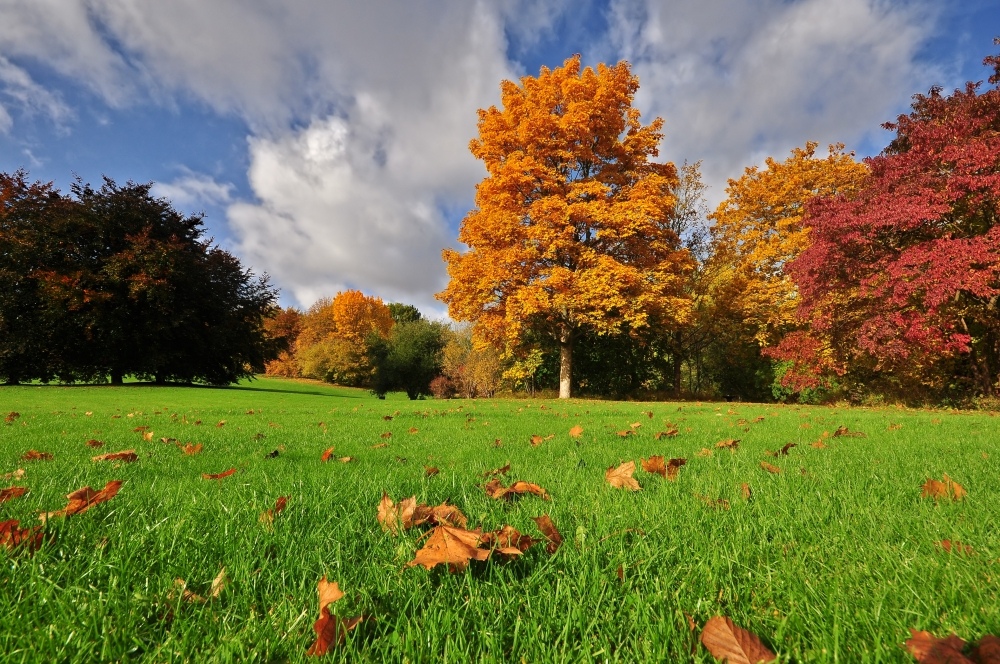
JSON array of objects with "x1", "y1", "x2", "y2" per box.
[
  {"x1": 424, "y1": 466, "x2": 439, "y2": 478},
  {"x1": 321, "y1": 447, "x2": 334, "y2": 462},
  {"x1": 606, "y1": 461, "x2": 641, "y2": 491},
  {"x1": 180, "y1": 443, "x2": 203, "y2": 455},
  {"x1": 972, "y1": 635, "x2": 1000, "y2": 663},
  {"x1": 85, "y1": 439, "x2": 104, "y2": 448},
  {"x1": 0, "y1": 486, "x2": 27, "y2": 503},
  {"x1": 630, "y1": 422, "x2": 642, "y2": 429},
  {"x1": 372, "y1": 442, "x2": 389, "y2": 449},
  {"x1": 760, "y1": 462, "x2": 782, "y2": 474},
  {"x1": 338, "y1": 456, "x2": 354, "y2": 463},
  {"x1": 833, "y1": 425, "x2": 866, "y2": 438},
  {"x1": 173, "y1": 567, "x2": 227, "y2": 604},
  {"x1": 666, "y1": 458, "x2": 687, "y2": 481},
  {"x1": 306, "y1": 577, "x2": 365, "y2": 656},
  {"x1": 696, "y1": 493, "x2": 731, "y2": 510},
  {"x1": 202, "y1": 468, "x2": 237, "y2": 480},
  {"x1": 4, "y1": 412, "x2": 19, "y2": 424},
  {"x1": 406, "y1": 525, "x2": 490, "y2": 572},
  {"x1": 408, "y1": 427, "x2": 419, "y2": 434},
  {"x1": 21, "y1": 450, "x2": 52, "y2": 461},
  {"x1": 133, "y1": 425, "x2": 150, "y2": 432},
  {"x1": 921, "y1": 475, "x2": 966, "y2": 501},
  {"x1": 483, "y1": 479, "x2": 549, "y2": 501},
  {"x1": 0, "y1": 519, "x2": 44, "y2": 553},
  {"x1": 481, "y1": 525, "x2": 538, "y2": 559},
  {"x1": 640, "y1": 455, "x2": 667, "y2": 478},
  {"x1": 532, "y1": 515, "x2": 563, "y2": 554},
  {"x1": 378, "y1": 494, "x2": 416, "y2": 535},
  {"x1": 716, "y1": 439, "x2": 740, "y2": 450},
  {"x1": 655, "y1": 429, "x2": 679, "y2": 440},
  {"x1": 740, "y1": 483, "x2": 752, "y2": 500},
  {"x1": 889, "y1": 423, "x2": 903, "y2": 431},
  {"x1": 2, "y1": 469, "x2": 25, "y2": 480},
  {"x1": 92, "y1": 449, "x2": 138, "y2": 463},
  {"x1": 40, "y1": 480, "x2": 123, "y2": 522},
  {"x1": 380, "y1": 431, "x2": 392, "y2": 439},
  {"x1": 569, "y1": 425, "x2": 584, "y2": 438},
  {"x1": 383, "y1": 415, "x2": 393, "y2": 421},
  {"x1": 810, "y1": 441, "x2": 827, "y2": 449},
  {"x1": 752, "y1": 416, "x2": 765, "y2": 423},
  {"x1": 936, "y1": 539, "x2": 975, "y2": 555},
  {"x1": 260, "y1": 496, "x2": 288, "y2": 525},
  {"x1": 530, "y1": 434, "x2": 544, "y2": 447},
  {"x1": 492, "y1": 438, "x2": 503, "y2": 448},
  {"x1": 905, "y1": 629, "x2": 972, "y2": 664},
  {"x1": 216, "y1": 420, "x2": 226, "y2": 428},
  {"x1": 700, "y1": 615, "x2": 776, "y2": 663},
  {"x1": 615, "y1": 430, "x2": 634, "y2": 438},
  {"x1": 142, "y1": 431, "x2": 154, "y2": 442},
  {"x1": 481, "y1": 462, "x2": 511, "y2": 478},
  {"x1": 697, "y1": 448, "x2": 713, "y2": 458},
  {"x1": 766, "y1": 443, "x2": 797, "y2": 457}
]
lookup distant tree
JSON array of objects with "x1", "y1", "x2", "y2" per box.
[
  {"x1": 388, "y1": 302, "x2": 422, "y2": 325},
  {"x1": 438, "y1": 55, "x2": 693, "y2": 398},
  {"x1": 440, "y1": 325, "x2": 502, "y2": 398},
  {"x1": 264, "y1": 306, "x2": 303, "y2": 377},
  {"x1": 367, "y1": 320, "x2": 447, "y2": 399}
]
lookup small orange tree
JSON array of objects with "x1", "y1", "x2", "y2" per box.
[{"x1": 438, "y1": 56, "x2": 692, "y2": 398}]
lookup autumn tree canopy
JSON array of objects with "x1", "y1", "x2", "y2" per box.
[
  {"x1": 438, "y1": 55, "x2": 693, "y2": 398},
  {"x1": 780, "y1": 46, "x2": 1000, "y2": 397}
]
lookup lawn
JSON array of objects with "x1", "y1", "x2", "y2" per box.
[{"x1": 1, "y1": 377, "x2": 998, "y2": 662}]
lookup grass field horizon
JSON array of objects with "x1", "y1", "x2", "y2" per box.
[{"x1": 2, "y1": 376, "x2": 998, "y2": 662}]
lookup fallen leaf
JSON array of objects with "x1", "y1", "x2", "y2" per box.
[
  {"x1": 766, "y1": 443, "x2": 797, "y2": 457},
  {"x1": 408, "y1": 427, "x2": 419, "y2": 434},
  {"x1": 936, "y1": 540, "x2": 975, "y2": 555},
  {"x1": 321, "y1": 447, "x2": 334, "y2": 462},
  {"x1": 833, "y1": 425, "x2": 866, "y2": 438},
  {"x1": 482, "y1": 462, "x2": 511, "y2": 478},
  {"x1": 216, "y1": 420, "x2": 226, "y2": 428},
  {"x1": 306, "y1": 577, "x2": 365, "y2": 656},
  {"x1": 338, "y1": 456, "x2": 354, "y2": 463},
  {"x1": 483, "y1": 479, "x2": 550, "y2": 501},
  {"x1": 530, "y1": 434, "x2": 544, "y2": 446},
  {"x1": 810, "y1": 441, "x2": 827, "y2": 449},
  {"x1": 569, "y1": 425, "x2": 584, "y2": 438},
  {"x1": 972, "y1": 635, "x2": 1000, "y2": 663},
  {"x1": 606, "y1": 461, "x2": 641, "y2": 491},
  {"x1": 492, "y1": 438, "x2": 503, "y2": 448},
  {"x1": 202, "y1": 468, "x2": 237, "y2": 480},
  {"x1": 666, "y1": 458, "x2": 687, "y2": 480},
  {"x1": 372, "y1": 442, "x2": 389, "y2": 449},
  {"x1": 424, "y1": 466, "x2": 439, "y2": 478},
  {"x1": 697, "y1": 448, "x2": 713, "y2": 458},
  {"x1": 532, "y1": 515, "x2": 563, "y2": 554},
  {"x1": 700, "y1": 615, "x2": 777, "y2": 663},
  {"x1": 716, "y1": 439, "x2": 740, "y2": 450},
  {"x1": 5, "y1": 412, "x2": 20, "y2": 424},
  {"x1": 383, "y1": 415, "x2": 393, "y2": 421},
  {"x1": 921, "y1": 475, "x2": 966, "y2": 501},
  {"x1": 616, "y1": 430, "x2": 634, "y2": 438},
  {"x1": 173, "y1": 567, "x2": 227, "y2": 603},
  {"x1": 40, "y1": 480, "x2": 123, "y2": 521},
  {"x1": 641, "y1": 455, "x2": 667, "y2": 478},
  {"x1": 630, "y1": 422, "x2": 642, "y2": 429},
  {"x1": 142, "y1": 431, "x2": 154, "y2": 442},
  {"x1": 741, "y1": 483, "x2": 752, "y2": 500},
  {"x1": 905, "y1": 629, "x2": 971, "y2": 664},
  {"x1": 133, "y1": 426, "x2": 150, "y2": 432},
  {"x1": 378, "y1": 494, "x2": 416, "y2": 535},
  {"x1": 696, "y1": 493, "x2": 731, "y2": 510},
  {"x1": 180, "y1": 443, "x2": 203, "y2": 455},
  {"x1": 655, "y1": 429, "x2": 679, "y2": 439},
  {"x1": 85, "y1": 439, "x2": 104, "y2": 448},
  {"x1": 406, "y1": 525, "x2": 490, "y2": 571},
  {"x1": 760, "y1": 462, "x2": 782, "y2": 474},
  {"x1": 260, "y1": 496, "x2": 289, "y2": 525},
  {"x1": 1, "y1": 469, "x2": 25, "y2": 480},
  {"x1": 752, "y1": 416, "x2": 765, "y2": 423},
  {"x1": 265, "y1": 449, "x2": 280, "y2": 459},
  {"x1": 481, "y1": 525, "x2": 538, "y2": 559},
  {"x1": 889, "y1": 423, "x2": 903, "y2": 431},
  {"x1": 0, "y1": 519, "x2": 44, "y2": 553},
  {"x1": 0, "y1": 486, "x2": 27, "y2": 503},
  {"x1": 21, "y1": 450, "x2": 52, "y2": 461},
  {"x1": 380, "y1": 431, "x2": 392, "y2": 439},
  {"x1": 92, "y1": 449, "x2": 138, "y2": 463}
]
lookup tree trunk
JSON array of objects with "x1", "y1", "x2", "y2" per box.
[
  {"x1": 154, "y1": 374, "x2": 166, "y2": 385},
  {"x1": 673, "y1": 356, "x2": 683, "y2": 397},
  {"x1": 559, "y1": 331, "x2": 572, "y2": 399},
  {"x1": 110, "y1": 370, "x2": 123, "y2": 385}
]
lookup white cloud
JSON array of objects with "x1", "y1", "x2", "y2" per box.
[
  {"x1": 152, "y1": 170, "x2": 234, "y2": 212},
  {"x1": 607, "y1": 0, "x2": 937, "y2": 206},
  {"x1": 0, "y1": 56, "x2": 71, "y2": 130}
]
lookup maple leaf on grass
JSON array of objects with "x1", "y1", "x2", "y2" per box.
[
  {"x1": 481, "y1": 525, "x2": 538, "y2": 559},
  {"x1": 260, "y1": 496, "x2": 288, "y2": 525},
  {"x1": 741, "y1": 483, "x2": 752, "y2": 500},
  {"x1": 372, "y1": 442, "x2": 389, "y2": 449},
  {"x1": 483, "y1": 479, "x2": 550, "y2": 501},
  {"x1": 921, "y1": 475, "x2": 966, "y2": 501},
  {"x1": 530, "y1": 435, "x2": 544, "y2": 447},
  {"x1": 4, "y1": 411, "x2": 19, "y2": 424},
  {"x1": 2, "y1": 468, "x2": 25, "y2": 480},
  {"x1": 378, "y1": 494, "x2": 417, "y2": 535},
  {"x1": 179, "y1": 443, "x2": 202, "y2": 455},
  {"x1": 833, "y1": 425, "x2": 865, "y2": 438},
  {"x1": 569, "y1": 425, "x2": 584, "y2": 439},
  {"x1": 760, "y1": 462, "x2": 782, "y2": 474},
  {"x1": 406, "y1": 525, "x2": 490, "y2": 572},
  {"x1": 40, "y1": 480, "x2": 123, "y2": 522},
  {"x1": 0, "y1": 519, "x2": 44, "y2": 553},
  {"x1": 85, "y1": 439, "x2": 104, "y2": 448},
  {"x1": 700, "y1": 616, "x2": 776, "y2": 663},
  {"x1": 606, "y1": 461, "x2": 641, "y2": 491},
  {"x1": 905, "y1": 629, "x2": 975, "y2": 663},
  {"x1": 936, "y1": 540, "x2": 975, "y2": 555},
  {"x1": 92, "y1": 449, "x2": 138, "y2": 463},
  {"x1": 716, "y1": 439, "x2": 740, "y2": 450},
  {"x1": 306, "y1": 577, "x2": 366, "y2": 656},
  {"x1": 424, "y1": 466, "x2": 439, "y2": 478},
  {"x1": 21, "y1": 450, "x2": 52, "y2": 462},
  {"x1": 202, "y1": 468, "x2": 237, "y2": 480},
  {"x1": 0, "y1": 486, "x2": 27, "y2": 503},
  {"x1": 321, "y1": 447, "x2": 334, "y2": 462},
  {"x1": 766, "y1": 443, "x2": 797, "y2": 457},
  {"x1": 655, "y1": 429, "x2": 679, "y2": 440},
  {"x1": 615, "y1": 430, "x2": 634, "y2": 438},
  {"x1": 173, "y1": 568, "x2": 227, "y2": 603},
  {"x1": 532, "y1": 515, "x2": 563, "y2": 554},
  {"x1": 481, "y1": 462, "x2": 511, "y2": 478}
]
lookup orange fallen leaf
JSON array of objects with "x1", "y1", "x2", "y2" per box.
[
  {"x1": 2, "y1": 469, "x2": 25, "y2": 480},
  {"x1": 383, "y1": 415, "x2": 393, "y2": 421},
  {"x1": 833, "y1": 425, "x2": 866, "y2": 438},
  {"x1": 569, "y1": 425, "x2": 584, "y2": 438},
  {"x1": 760, "y1": 462, "x2": 782, "y2": 474},
  {"x1": 133, "y1": 426, "x2": 150, "y2": 432},
  {"x1": 530, "y1": 434, "x2": 544, "y2": 446},
  {"x1": 696, "y1": 493, "x2": 731, "y2": 510},
  {"x1": 716, "y1": 439, "x2": 740, "y2": 450},
  {"x1": 306, "y1": 577, "x2": 365, "y2": 656},
  {"x1": 380, "y1": 431, "x2": 392, "y2": 439},
  {"x1": 483, "y1": 479, "x2": 549, "y2": 501},
  {"x1": 921, "y1": 475, "x2": 965, "y2": 501},
  {"x1": 701, "y1": 615, "x2": 776, "y2": 663},
  {"x1": 889, "y1": 423, "x2": 903, "y2": 431},
  {"x1": 378, "y1": 494, "x2": 417, "y2": 535},
  {"x1": 481, "y1": 524, "x2": 538, "y2": 559},
  {"x1": 21, "y1": 450, "x2": 52, "y2": 461},
  {"x1": 0, "y1": 486, "x2": 27, "y2": 503},
  {"x1": 766, "y1": 443, "x2": 796, "y2": 457},
  {"x1": 482, "y1": 462, "x2": 511, "y2": 478},
  {"x1": 408, "y1": 427, "x2": 419, "y2": 434},
  {"x1": 372, "y1": 442, "x2": 389, "y2": 449},
  {"x1": 904, "y1": 629, "x2": 971, "y2": 663},
  {"x1": 936, "y1": 539, "x2": 975, "y2": 555},
  {"x1": 641, "y1": 455, "x2": 667, "y2": 478},
  {"x1": 615, "y1": 430, "x2": 634, "y2": 438},
  {"x1": 260, "y1": 496, "x2": 289, "y2": 525},
  {"x1": 630, "y1": 422, "x2": 642, "y2": 429},
  {"x1": 4, "y1": 412, "x2": 19, "y2": 424},
  {"x1": 752, "y1": 416, "x2": 765, "y2": 423},
  {"x1": 532, "y1": 515, "x2": 563, "y2": 554},
  {"x1": 810, "y1": 440, "x2": 827, "y2": 449},
  {"x1": 173, "y1": 567, "x2": 227, "y2": 603},
  {"x1": 180, "y1": 442, "x2": 203, "y2": 455},
  {"x1": 321, "y1": 447, "x2": 334, "y2": 462},
  {"x1": 492, "y1": 438, "x2": 503, "y2": 448},
  {"x1": 216, "y1": 420, "x2": 226, "y2": 428},
  {"x1": 338, "y1": 456, "x2": 354, "y2": 463},
  {"x1": 697, "y1": 448, "x2": 713, "y2": 458},
  {"x1": 424, "y1": 466, "x2": 439, "y2": 478},
  {"x1": 85, "y1": 439, "x2": 104, "y2": 448},
  {"x1": 40, "y1": 480, "x2": 123, "y2": 521},
  {"x1": 142, "y1": 431, "x2": 154, "y2": 442},
  {"x1": 741, "y1": 483, "x2": 752, "y2": 500},
  {"x1": 406, "y1": 525, "x2": 490, "y2": 572},
  {"x1": 202, "y1": 468, "x2": 237, "y2": 480},
  {"x1": 92, "y1": 449, "x2": 138, "y2": 463},
  {"x1": 0, "y1": 519, "x2": 44, "y2": 553},
  {"x1": 606, "y1": 461, "x2": 641, "y2": 491},
  {"x1": 654, "y1": 429, "x2": 679, "y2": 439}
]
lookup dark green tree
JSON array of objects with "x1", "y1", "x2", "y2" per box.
[
  {"x1": 387, "y1": 302, "x2": 422, "y2": 325},
  {"x1": 367, "y1": 320, "x2": 446, "y2": 399}
]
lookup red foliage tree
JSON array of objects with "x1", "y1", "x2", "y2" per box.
[{"x1": 779, "y1": 43, "x2": 1000, "y2": 395}]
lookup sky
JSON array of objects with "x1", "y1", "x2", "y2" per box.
[{"x1": 1, "y1": 0, "x2": 997, "y2": 315}]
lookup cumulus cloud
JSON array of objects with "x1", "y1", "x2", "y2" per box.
[
  {"x1": 606, "y1": 0, "x2": 937, "y2": 205},
  {"x1": 0, "y1": 56, "x2": 71, "y2": 131},
  {"x1": 151, "y1": 170, "x2": 234, "y2": 212}
]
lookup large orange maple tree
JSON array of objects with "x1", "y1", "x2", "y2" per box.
[{"x1": 438, "y1": 56, "x2": 692, "y2": 398}]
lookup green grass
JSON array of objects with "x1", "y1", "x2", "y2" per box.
[{"x1": 1, "y1": 377, "x2": 998, "y2": 663}]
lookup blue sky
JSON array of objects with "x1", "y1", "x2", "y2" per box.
[{"x1": 1, "y1": 0, "x2": 997, "y2": 313}]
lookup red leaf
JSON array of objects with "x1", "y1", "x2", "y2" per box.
[
  {"x1": 41, "y1": 480, "x2": 123, "y2": 521},
  {"x1": 20, "y1": 450, "x2": 52, "y2": 461},
  {"x1": 0, "y1": 486, "x2": 27, "y2": 503},
  {"x1": 306, "y1": 577, "x2": 365, "y2": 656},
  {"x1": 202, "y1": 468, "x2": 237, "y2": 480},
  {"x1": 321, "y1": 447, "x2": 334, "y2": 462},
  {"x1": 92, "y1": 449, "x2": 138, "y2": 463},
  {"x1": 532, "y1": 514, "x2": 563, "y2": 554},
  {"x1": 0, "y1": 519, "x2": 44, "y2": 553}
]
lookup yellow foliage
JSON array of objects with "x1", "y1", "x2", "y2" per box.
[
  {"x1": 709, "y1": 142, "x2": 867, "y2": 346},
  {"x1": 438, "y1": 55, "x2": 694, "y2": 355}
]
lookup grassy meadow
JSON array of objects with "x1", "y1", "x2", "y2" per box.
[{"x1": 1, "y1": 377, "x2": 999, "y2": 662}]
